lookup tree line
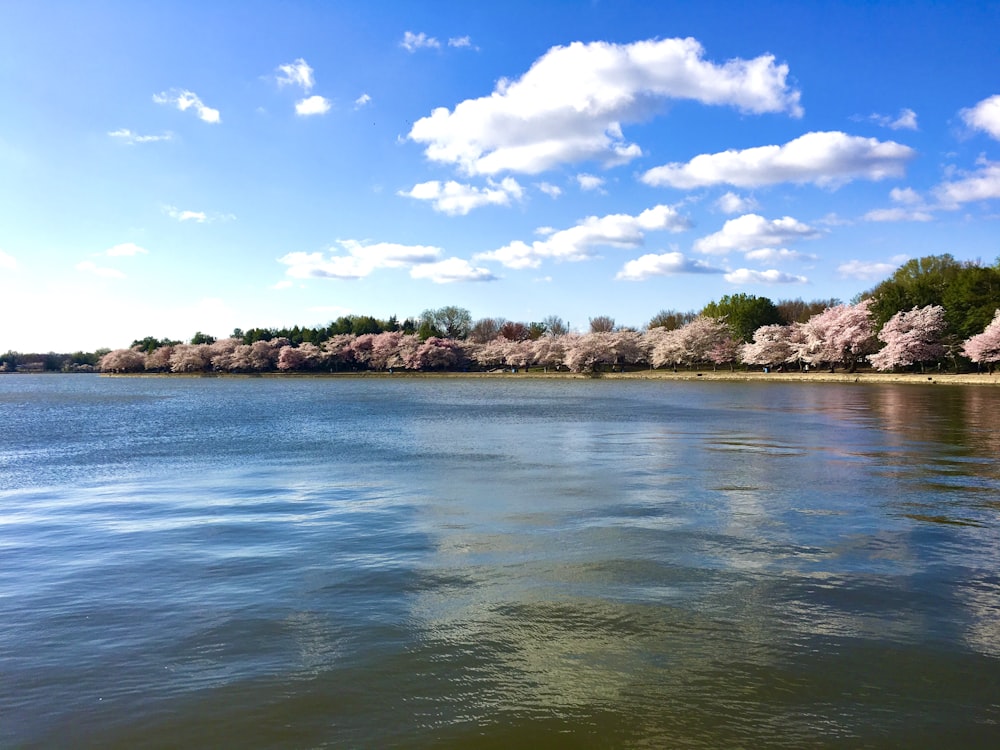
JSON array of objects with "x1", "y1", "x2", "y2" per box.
[{"x1": 4, "y1": 254, "x2": 999, "y2": 374}]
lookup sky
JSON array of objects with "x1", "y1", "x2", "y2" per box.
[{"x1": 2, "y1": 0, "x2": 1000, "y2": 352}]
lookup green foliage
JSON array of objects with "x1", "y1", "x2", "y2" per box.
[
  {"x1": 420, "y1": 306, "x2": 472, "y2": 339},
  {"x1": 864, "y1": 254, "x2": 1000, "y2": 338},
  {"x1": 190, "y1": 331, "x2": 216, "y2": 345},
  {"x1": 131, "y1": 336, "x2": 181, "y2": 354},
  {"x1": 700, "y1": 293, "x2": 782, "y2": 342}
]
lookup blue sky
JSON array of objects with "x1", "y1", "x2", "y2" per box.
[{"x1": 2, "y1": 0, "x2": 1000, "y2": 352}]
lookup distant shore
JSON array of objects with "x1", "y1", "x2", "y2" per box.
[{"x1": 97, "y1": 369, "x2": 1000, "y2": 386}]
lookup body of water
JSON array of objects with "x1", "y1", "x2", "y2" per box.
[{"x1": 2, "y1": 375, "x2": 999, "y2": 748}]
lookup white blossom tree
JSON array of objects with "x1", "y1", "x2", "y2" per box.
[{"x1": 869, "y1": 305, "x2": 947, "y2": 372}]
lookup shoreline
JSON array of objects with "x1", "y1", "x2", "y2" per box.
[{"x1": 94, "y1": 369, "x2": 1000, "y2": 386}]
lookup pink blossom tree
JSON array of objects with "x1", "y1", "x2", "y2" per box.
[
  {"x1": 531, "y1": 335, "x2": 568, "y2": 371},
  {"x1": 962, "y1": 309, "x2": 1000, "y2": 371},
  {"x1": 740, "y1": 324, "x2": 794, "y2": 368},
  {"x1": 801, "y1": 299, "x2": 877, "y2": 372},
  {"x1": 404, "y1": 337, "x2": 462, "y2": 370},
  {"x1": 563, "y1": 332, "x2": 616, "y2": 373},
  {"x1": 145, "y1": 344, "x2": 175, "y2": 372},
  {"x1": 869, "y1": 305, "x2": 947, "y2": 372},
  {"x1": 277, "y1": 342, "x2": 321, "y2": 371},
  {"x1": 169, "y1": 343, "x2": 211, "y2": 373},
  {"x1": 98, "y1": 348, "x2": 148, "y2": 373},
  {"x1": 321, "y1": 334, "x2": 356, "y2": 371}
]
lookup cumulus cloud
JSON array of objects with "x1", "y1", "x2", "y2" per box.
[
  {"x1": 295, "y1": 95, "x2": 332, "y2": 116},
  {"x1": 643, "y1": 131, "x2": 914, "y2": 189},
  {"x1": 715, "y1": 191, "x2": 759, "y2": 214},
  {"x1": 478, "y1": 204, "x2": 692, "y2": 269},
  {"x1": 278, "y1": 240, "x2": 443, "y2": 280},
  {"x1": 354, "y1": 93, "x2": 372, "y2": 109},
  {"x1": 694, "y1": 214, "x2": 819, "y2": 255},
  {"x1": 890, "y1": 187, "x2": 922, "y2": 204},
  {"x1": 103, "y1": 242, "x2": 149, "y2": 256},
  {"x1": 616, "y1": 251, "x2": 724, "y2": 280},
  {"x1": 408, "y1": 37, "x2": 801, "y2": 176},
  {"x1": 837, "y1": 259, "x2": 902, "y2": 280},
  {"x1": 276, "y1": 58, "x2": 315, "y2": 91},
  {"x1": 448, "y1": 36, "x2": 475, "y2": 49},
  {"x1": 934, "y1": 160, "x2": 1000, "y2": 207},
  {"x1": 537, "y1": 182, "x2": 562, "y2": 198},
  {"x1": 724, "y1": 268, "x2": 808, "y2": 284},
  {"x1": 153, "y1": 89, "x2": 220, "y2": 124},
  {"x1": 409, "y1": 258, "x2": 497, "y2": 283},
  {"x1": 960, "y1": 95, "x2": 1000, "y2": 140},
  {"x1": 576, "y1": 173, "x2": 605, "y2": 191},
  {"x1": 399, "y1": 177, "x2": 524, "y2": 215},
  {"x1": 0, "y1": 249, "x2": 17, "y2": 270},
  {"x1": 861, "y1": 108, "x2": 918, "y2": 131},
  {"x1": 76, "y1": 260, "x2": 126, "y2": 279},
  {"x1": 401, "y1": 31, "x2": 440, "y2": 51},
  {"x1": 107, "y1": 128, "x2": 172, "y2": 144},
  {"x1": 744, "y1": 247, "x2": 813, "y2": 263}
]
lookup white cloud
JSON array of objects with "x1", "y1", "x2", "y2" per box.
[
  {"x1": 295, "y1": 95, "x2": 331, "y2": 116},
  {"x1": 278, "y1": 240, "x2": 443, "y2": 280},
  {"x1": 409, "y1": 258, "x2": 497, "y2": 283},
  {"x1": 837, "y1": 259, "x2": 900, "y2": 280},
  {"x1": 744, "y1": 247, "x2": 812, "y2": 263},
  {"x1": 724, "y1": 268, "x2": 808, "y2": 284},
  {"x1": 960, "y1": 95, "x2": 1000, "y2": 140},
  {"x1": 276, "y1": 58, "x2": 315, "y2": 91},
  {"x1": 272, "y1": 280, "x2": 294, "y2": 290},
  {"x1": 408, "y1": 37, "x2": 801, "y2": 176},
  {"x1": 448, "y1": 36, "x2": 474, "y2": 49},
  {"x1": 694, "y1": 214, "x2": 819, "y2": 255},
  {"x1": 537, "y1": 182, "x2": 562, "y2": 198},
  {"x1": 478, "y1": 204, "x2": 692, "y2": 269},
  {"x1": 715, "y1": 191, "x2": 758, "y2": 214},
  {"x1": 153, "y1": 89, "x2": 221, "y2": 124},
  {"x1": 863, "y1": 108, "x2": 918, "y2": 130},
  {"x1": 0, "y1": 249, "x2": 17, "y2": 270},
  {"x1": 616, "y1": 252, "x2": 723, "y2": 280},
  {"x1": 76, "y1": 260, "x2": 126, "y2": 279},
  {"x1": 934, "y1": 160, "x2": 1000, "y2": 207},
  {"x1": 576, "y1": 173, "x2": 605, "y2": 191},
  {"x1": 863, "y1": 207, "x2": 933, "y2": 222},
  {"x1": 401, "y1": 31, "x2": 440, "y2": 51},
  {"x1": 643, "y1": 131, "x2": 914, "y2": 189},
  {"x1": 890, "y1": 187, "x2": 922, "y2": 204},
  {"x1": 104, "y1": 242, "x2": 149, "y2": 257},
  {"x1": 107, "y1": 128, "x2": 172, "y2": 144},
  {"x1": 164, "y1": 206, "x2": 208, "y2": 223},
  {"x1": 354, "y1": 93, "x2": 372, "y2": 109},
  {"x1": 399, "y1": 177, "x2": 524, "y2": 215}
]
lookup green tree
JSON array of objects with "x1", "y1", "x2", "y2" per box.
[
  {"x1": 190, "y1": 331, "x2": 216, "y2": 345},
  {"x1": 700, "y1": 293, "x2": 782, "y2": 342},
  {"x1": 420, "y1": 306, "x2": 472, "y2": 339}
]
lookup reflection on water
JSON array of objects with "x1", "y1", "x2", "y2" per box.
[{"x1": 1, "y1": 376, "x2": 999, "y2": 748}]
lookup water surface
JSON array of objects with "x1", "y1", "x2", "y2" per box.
[{"x1": 2, "y1": 375, "x2": 999, "y2": 747}]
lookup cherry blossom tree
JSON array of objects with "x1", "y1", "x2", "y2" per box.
[
  {"x1": 321, "y1": 334, "x2": 356, "y2": 370},
  {"x1": 169, "y1": 343, "x2": 211, "y2": 373},
  {"x1": 564, "y1": 332, "x2": 617, "y2": 372},
  {"x1": 473, "y1": 336, "x2": 514, "y2": 369},
  {"x1": 531, "y1": 335, "x2": 568, "y2": 371},
  {"x1": 869, "y1": 305, "x2": 947, "y2": 372},
  {"x1": 145, "y1": 344, "x2": 175, "y2": 372},
  {"x1": 801, "y1": 299, "x2": 877, "y2": 372},
  {"x1": 98, "y1": 348, "x2": 147, "y2": 373},
  {"x1": 277, "y1": 342, "x2": 321, "y2": 371},
  {"x1": 404, "y1": 337, "x2": 463, "y2": 370},
  {"x1": 962, "y1": 309, "x2": 1000, "y2": 371},
  {"x1": 647, "y1": 326, "x2": 686, "y2": 369},
  {"x1": 740, "y1": 324, "x2": 794, "y2": 368}
]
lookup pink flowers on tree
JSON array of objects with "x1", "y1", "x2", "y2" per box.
[
  {"x1": 961, "y1": 309, "x2": 1000, "y2": 370},
  {"x1": 868, "y1": 305, "x2": 947, "y2": 372}
]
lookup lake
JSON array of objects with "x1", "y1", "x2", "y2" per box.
[{"x1": 2, "y1": 374, "x2": 999, "y2": 748}]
